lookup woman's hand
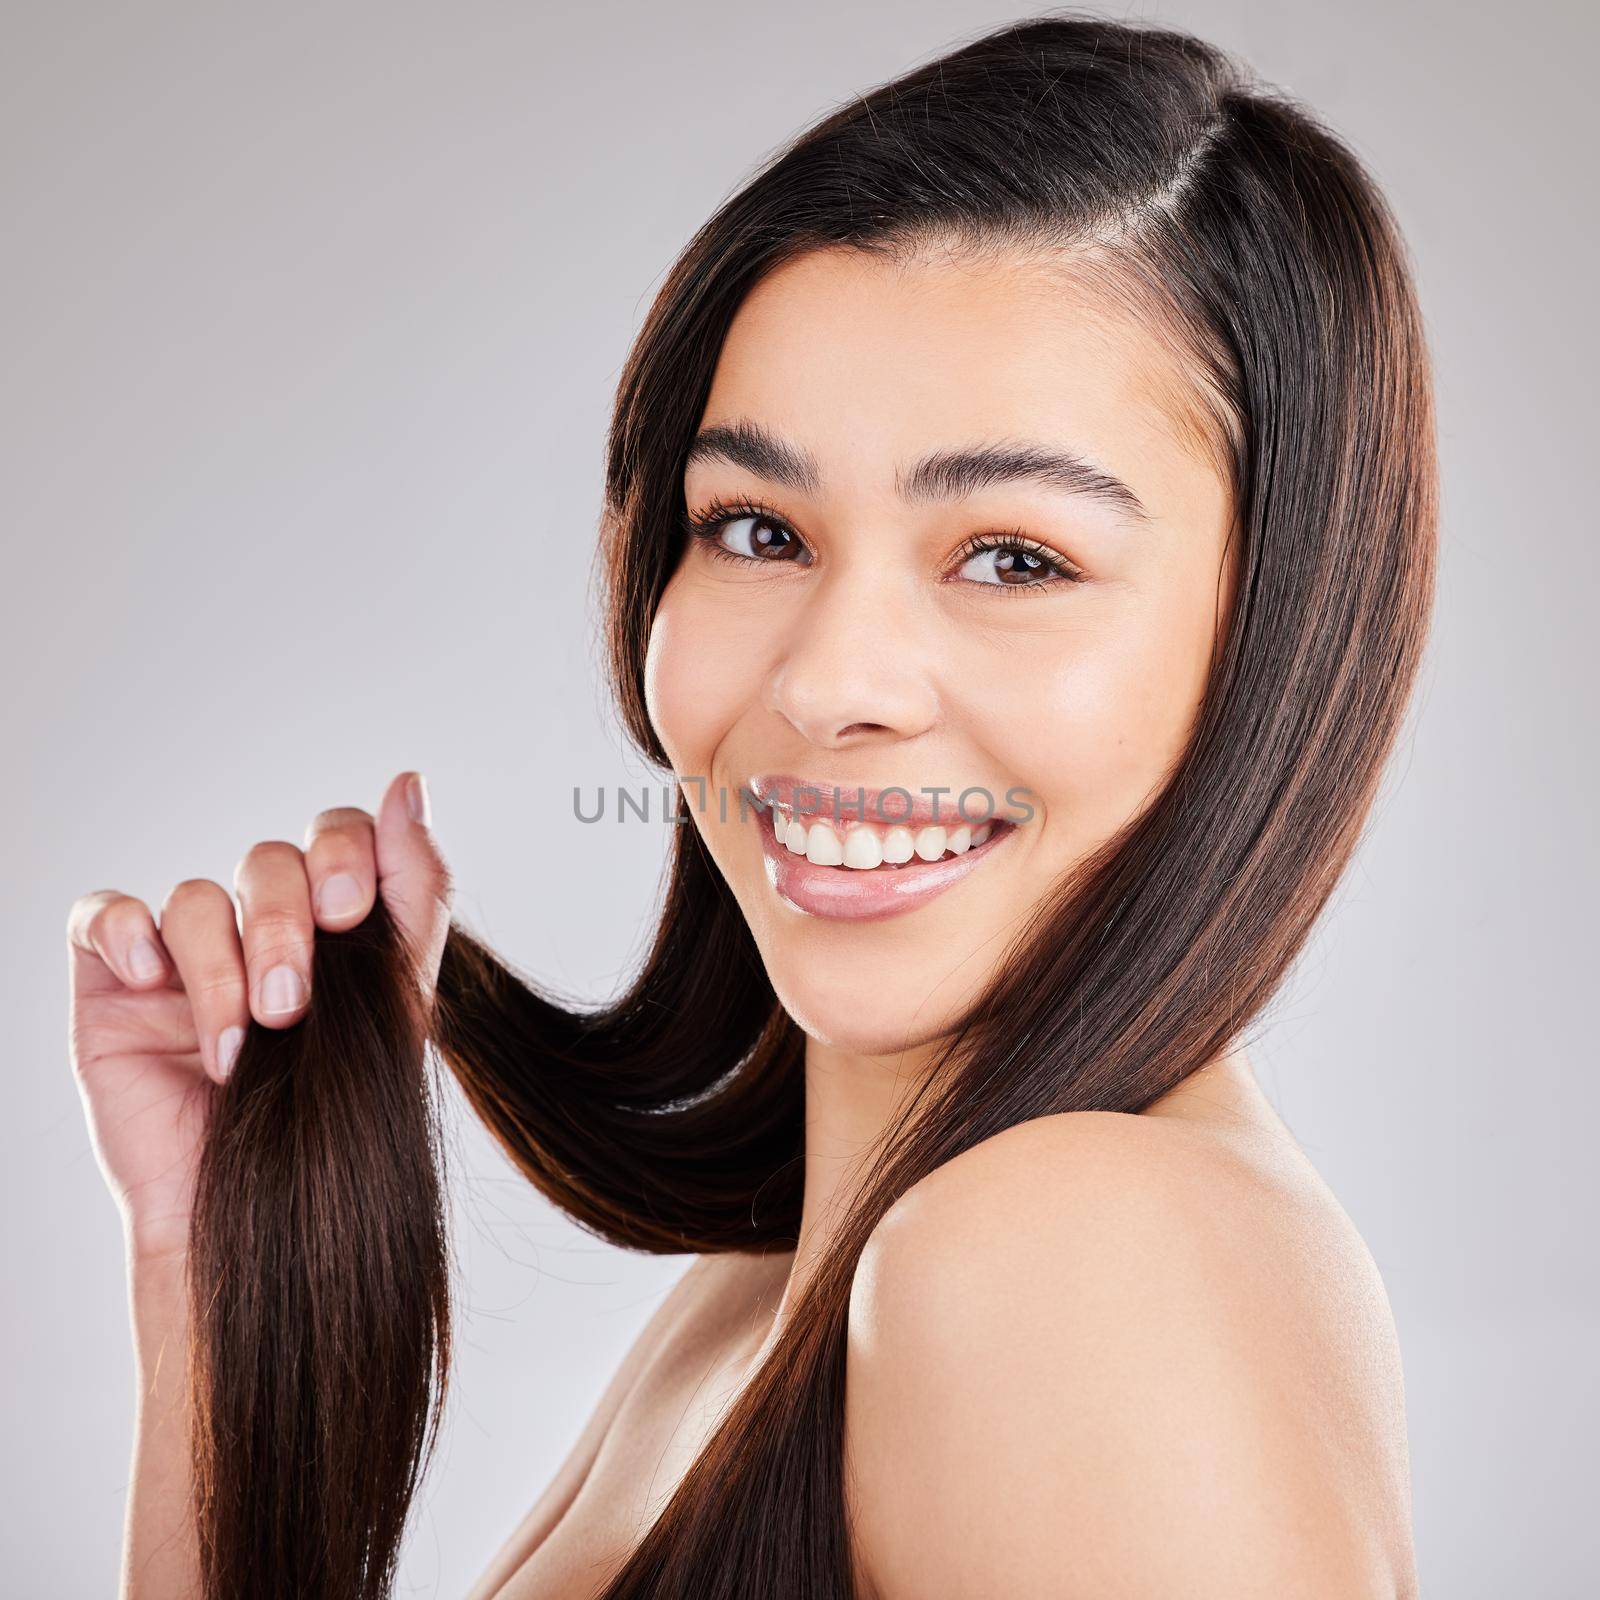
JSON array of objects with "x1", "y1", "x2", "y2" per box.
[{"x1": 65, "y1": 769, "x2": 453, "y2": 1262}]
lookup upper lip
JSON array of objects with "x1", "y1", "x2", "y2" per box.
[{"x1": 745, "y1": 772, "x2": 1019, "y2": 830}]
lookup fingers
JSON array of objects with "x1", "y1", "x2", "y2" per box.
[
  {"x1": 232, "y1": 840, "x2": 314, "y2": 1030},
  {"x1": 303, "y1": 806, "x2": 378, "y2": 931},
  {"x1": 158, "y1": 879, "x2": 248, "y2": 1083},
  {"x1": 373, "y1": 770, "x2": 454, "y2": 1008},
  {"x1": 67, "y1": 776, "x2": 445, "y2": 1085},
  {"x1": 66, "y1": 889, "x2": 173, "y2": 998}
]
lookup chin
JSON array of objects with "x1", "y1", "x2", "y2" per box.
[
  {"x1": 753, "y1": 931, "x2": 979, "y2": 1059},
  {"x1": 703, "y1": 811, "x2": 1035, "y2": 1059}
]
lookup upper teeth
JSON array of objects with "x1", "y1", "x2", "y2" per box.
[{"x1": 770, "y1": 805, "x2": 994, "y2": 869}]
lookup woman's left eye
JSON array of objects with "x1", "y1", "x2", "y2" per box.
[{"x1": 953, "y1": 538, "x2": 1082, "y2": 591}]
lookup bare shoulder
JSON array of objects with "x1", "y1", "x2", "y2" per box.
[
  {"x1": 467, "y1": 1246, "x2": 789, "y2": 1600},
  {"x1": 844, "y1": 1101, "x2": 1416, "y2": 1600}
]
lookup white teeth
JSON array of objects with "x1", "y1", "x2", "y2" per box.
[
  {"x1": 767, "y1": 800, "x2": 1006, "y2": 868},
  {"x1": 842, "y1": 827, "x2": 884, "y2": 869},
  {"x1": 805, "y1": 822, "x2": 844, "y2": 866},
  {"x1": 881, "y1": 826, "x2": 916, "y2": 864}
]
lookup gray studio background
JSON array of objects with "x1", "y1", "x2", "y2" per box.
[{"x1": 4, "y1": 3, "x2": 1594, "y2": 1595}]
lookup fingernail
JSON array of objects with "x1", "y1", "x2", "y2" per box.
[
  {"x1": 128, "y1": 937, "x2": 164, "y2": 981},
  {"x1": 316, "y1": 872, "x2": 364, "y2": 921},
  {"x1": 407, "y1": 772, "x2": 431, "y2": 826},
  {"x1": 260, "y1": 964, "x2": 307, "y2": 1015},
  {"x1": 217, "y1": 1025, "x2": 244, "y2": 1079}
]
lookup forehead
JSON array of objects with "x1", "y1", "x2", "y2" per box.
[{"x1": 694, "y1": 244, "x2": 1227, "y2": 512}]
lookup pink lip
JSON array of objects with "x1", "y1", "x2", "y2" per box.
[
  {"x1": 755, "y1": 807, "x2": 1018, "y2": 923},
  {"x1": 745, "y1": 772, "x2": 1025, "y2": 830}
]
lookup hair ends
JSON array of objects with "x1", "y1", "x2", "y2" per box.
[{"x1": 185, "y1": 894, "x2": 451, "y2": 1600}]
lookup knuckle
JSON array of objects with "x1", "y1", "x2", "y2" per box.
[
  {"x1": 69, "y1": 1010, "x2": 121, "y2": 1072},
  {"x1": 233, "y1": 838, "x2": 303, "y2": 885},
  {"x1": 244, "y1": 910, "x2": 310, "y2": 963},
  {"x1": 304, "y1": 806, "x2": 373, "y2": 846},
  {"x1": 189, "y1": 965, "x2": 247, "y2": 1002},
  {"x1": 65, "y1": 888, "x2": 125, "y2": 940},
  {"x1": 65, "y1": 889, "x2": 101, "y2": 924},
  {"x1": 161, "y1": 877, "x2": 229, "y2": 916},
  {"x1": 245, "y1": 902, "x2": 309, "y2": 936},
  {"x1": 95, "y1": 894, "x2": 151, "y2": 944},
  {"x1": 250, "y1": 940, "x2": 305, "y2": 971}
]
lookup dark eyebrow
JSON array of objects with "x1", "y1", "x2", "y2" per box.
[
  {"x1": 900, "y1": 440, "x2": 1150, "y2": 523},
  {"x1": 685, "y1": 421, "x2": 824, "y2": 496},
  {"x1": 684, "y1": 419, "x2": 1150, "y2": 523}
]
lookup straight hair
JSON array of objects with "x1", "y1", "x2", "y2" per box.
[{"x1": 187, "y1": 11, "x2": 1438, "y2": 1596}]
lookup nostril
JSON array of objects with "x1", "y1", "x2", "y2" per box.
[{"x1": 836, "y1": 722, "x2": 892, "y2": 739}]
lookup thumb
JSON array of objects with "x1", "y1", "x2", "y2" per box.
[{"x1": 373, "y1": 770, "x2": 454, "y2": 1011}]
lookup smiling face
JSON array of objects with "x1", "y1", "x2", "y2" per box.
[{"x1": 643, "y1": 242, "x2": 1237, "y2": 1059}]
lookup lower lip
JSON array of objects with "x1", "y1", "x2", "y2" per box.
[{"x1": 757, "y1": 812, "x2": 1017, "y2": 922}]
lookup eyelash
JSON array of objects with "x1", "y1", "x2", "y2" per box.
[{"x1": 678, "y1": 497, "x2": 1086, "y2": 595}]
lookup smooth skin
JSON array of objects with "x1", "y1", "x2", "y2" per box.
[
  {"x1": 474, "y1": 243, "x2": 1412, "y2": 1595},
  {"x1": 72, "y1": 241, "x2": 1415, "y2": 1599}
]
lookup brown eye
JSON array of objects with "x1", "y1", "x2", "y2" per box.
[
  {"x1": 718, "y1": 515, "x2": 808, "y2": 561},
  {"x1": 955, "y1": 540, "x2": 1077, "y2": 589}
]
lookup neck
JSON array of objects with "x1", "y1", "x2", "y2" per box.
[{"x1": 764, "y1": 1033, "x2": 943, "y2": 1324}]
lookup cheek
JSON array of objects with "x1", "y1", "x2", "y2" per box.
[
  {"x1": 643, "y1": 577, "x2": 750, "y2": 775},
  {"x1": 977, "y1": 579, "x2": 1219, "y2": 850}
]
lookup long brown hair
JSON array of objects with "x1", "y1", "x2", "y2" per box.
[{"x1": 186, "y1": 12, "x2": 1438, "y2": 1596}]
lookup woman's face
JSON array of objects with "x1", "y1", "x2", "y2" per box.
[{"x1": 644, "y1": 244, "x2": 1236, "y2": 1058}]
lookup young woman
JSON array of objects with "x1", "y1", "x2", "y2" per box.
[{"x1": 67, "y1": 14, "x2": 1436, "y2": 1599}]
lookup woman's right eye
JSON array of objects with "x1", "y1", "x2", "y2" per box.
[{"x1": 683, "y1": 503, "x2": 814, "y2": 566}]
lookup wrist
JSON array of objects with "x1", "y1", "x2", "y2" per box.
[
  {"x1": 123, "y1": 1231, "x2": 190, "y2": 1327},
  {"x1": 122, "y1": 1211, "x2": 192, "y2": 1273}
]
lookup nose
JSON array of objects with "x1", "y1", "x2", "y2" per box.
[{"x1": 761, "y1": 561, "x2": 940, "y2": 749}]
